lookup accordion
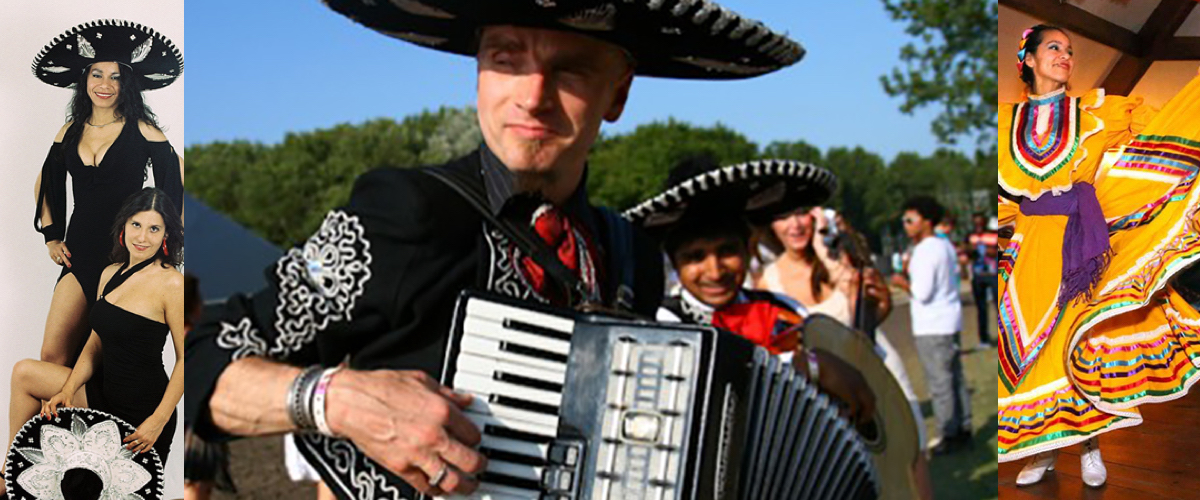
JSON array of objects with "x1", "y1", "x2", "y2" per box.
[{"x1": 438, "y1": 291, "x2": 879, "y2": 500}]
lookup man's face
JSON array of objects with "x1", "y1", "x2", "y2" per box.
[
  {"x1": 672, "y1": 235, "x2": 748, "y2": 309},
  {"x1": 902, "y1": 209, "x2": 930, "y2": 239},
  {"x1": 476, "y1": 25, "x2": 633, "y2": 179}
]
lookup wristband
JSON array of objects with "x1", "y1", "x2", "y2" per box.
[
  {"x1": 313, "y1": 366, "x2": 344, "y2": 437},
  {"x1": 286, "y1": 365, "x2": 323, "y2": 432}
]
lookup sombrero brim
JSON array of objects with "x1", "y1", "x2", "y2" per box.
[
  {"x1": 4, "y1": 407, "x2": 164, "y2": 500},
  {"x1": 323, "y1": 0, "x2": 804, "y2": 80},
  {"x1": 32, "y1": 19, "x2": 183, "y2": 90},
  {"x1": 623, "y1": 159, "x2": 838, "y2": 229}
]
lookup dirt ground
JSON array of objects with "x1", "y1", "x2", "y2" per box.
[{"x1": 210, "y1": 286, "x2": 998, "y2": 500}]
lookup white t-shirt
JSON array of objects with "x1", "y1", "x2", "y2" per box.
[{"x1": 908, "y1": 236, "x2": 962, "y2": 336}]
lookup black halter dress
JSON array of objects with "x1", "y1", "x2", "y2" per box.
[{"x1": 85, "y1": 258, "x2": 178, "y2": 463}]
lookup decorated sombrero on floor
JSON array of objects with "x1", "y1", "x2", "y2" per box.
[
  {"x1": 323, "y1": 0, "x2": 804, "y2": 79},
  {"x1": 31, "y1": 19, "x2": 183, "y2": 90},
  {"x1": 623, "y1": 156, "x2": 838, "y2": 231},
  {"x1": 4, "y1": 408, "x2": 163, "y2": 500}
]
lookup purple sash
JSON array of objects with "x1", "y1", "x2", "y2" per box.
[{"x1": 1019, "y1": 183, "x2": 1110, "y2": 308}]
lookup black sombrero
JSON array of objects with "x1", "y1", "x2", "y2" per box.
[
  {"x1": 4, "y1": 408, "x2": 164, "y2": 500},
  {"x1": 623, "y1": 156, "x2": 838, "y2": 231},
  {"x1": 323, "y1": 0, "x2": 804, "y2": 79},
  {"x1": 31, "y1": 19, "x2": 183, "y2": 90}
]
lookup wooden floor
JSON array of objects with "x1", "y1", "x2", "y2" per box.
[{"x1": 998, "y1": 386, "x2": 1200, "y2": 499}]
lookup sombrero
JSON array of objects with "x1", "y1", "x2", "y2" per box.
[
  {"x1": 31, "y1": 19, "x2": 183, "y2": 90},
  {"x1": 323, "y1": 0, "x2": 804, "y2": 79},
  {"x1": 623, "y1": 156, "x2": 838, "y2": 231},
  {"x1": 4, "y1": 408, "x2": 164, "y2": 500}
]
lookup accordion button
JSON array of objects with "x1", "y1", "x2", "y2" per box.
[{"x1": 621, "y1": 411, "x2": 662, "y2": 443}]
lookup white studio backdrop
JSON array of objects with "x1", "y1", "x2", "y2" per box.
[{"x1": 0, "y1": 2, "x2": 185, "y2": 497}]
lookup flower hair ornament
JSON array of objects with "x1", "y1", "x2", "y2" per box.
[
  {"x1": 4, "y1": 407, "x2": 164, "y2": 500},
  {"x1": 1017, "y1": 27, "x2": 1034, "y2": 72}
]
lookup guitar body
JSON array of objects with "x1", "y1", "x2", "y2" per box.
[{"x1": 804, "y1": 314, "x2": 922, "y2": 500}]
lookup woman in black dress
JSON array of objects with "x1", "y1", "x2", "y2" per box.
[
  {"x1": 32, "y1": 20, "x2": 183, "y2": 367},
  {"x1": 3, "y1": 187, "x2": 184, "y2": 497}
]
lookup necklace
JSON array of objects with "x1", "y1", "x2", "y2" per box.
[{"x1": 86, "y1": 117, "x2": 120, "y2": 128}]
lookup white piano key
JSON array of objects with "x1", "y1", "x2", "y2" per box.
[
  {"x1": 463, "y1": 317, "x2": 571, "y2": 356},
  {"x1": 467, "y1": 299, "x2": 576, "y2": 335},
  {"x1": 486, "y1": 459, "x2": 543, "y2": 482},
  {"x1": 466, "y1": 395, "x2": 560, "y2": 429},
  {"x1": 456, "y1": 352, "x2": 566, "y2": 386},
  {"x1": 479, "y1": 435, "x2": 550, "y2": 460},
  {"x1": 467, "y1": 411, "x2": 557, "y2": 438},
  {"x1": 477, "y1": 482, "x2": 543, "y2": 500},
  {"x1": 458, "y1": 335, "x2": 567, "y2": 374},
  {"x1": 454, "y1": 372, "x2": 563, "y2": 408}
]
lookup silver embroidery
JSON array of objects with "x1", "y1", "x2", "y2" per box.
[
  {"x1": 296, "y1": 434, "x2": 410, "y2": 500},
  {"x1": 131, "y1": 36, "x2": 153, "y2": 63},
  {"x1": 484, "y1": 224, "x2": 545, "y2": 302},
  {"x1": 143, "y1": 73, "x2": 176, "y2": 80},
  {"x1": 8, "y1": 409, "x2": 163, "y2": 500},
  {"x1": 273, "y1": 211, "x2": 373, "y2": 357},
  {"x1": 77, "y1": 34, "x2": 95, "y2": 58},
  {"x1": 560, "y1": 3, "x2": 617, "y2": 31},
  {"x1": 216, "y1": 317, "x2": 267, "y2": 361},
  {"x1": 40, "y1": 66, "x2": 69, "y2": 73},
  {"x1": 384, "y1": 31, "x2": 449, "y2": 47},
  {"x1": 389, "y1": 0, "x2": 455, "y2": 19},
  {"x1": 673, "y1": 56, "x2": 771, "y2": 75}
]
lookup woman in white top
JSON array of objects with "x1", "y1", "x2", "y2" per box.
[{"x1": 756, "y1": 207, "x2": 924, "y2": 444}]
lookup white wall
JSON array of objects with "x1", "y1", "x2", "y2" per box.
[{"x1": 0, "y1": 3, "x2": 185, "y2": 498}]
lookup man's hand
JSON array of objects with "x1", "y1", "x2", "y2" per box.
[
  {"x1": 812, "y1": 349, "x2": 877, "y2": 424},
  {"x1": 326, "y1": 369, "x2": 488, "y2": 496}
]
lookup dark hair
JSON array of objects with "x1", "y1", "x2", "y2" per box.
[
  {"x1": 185, "y1": 273, "x2": 201, "y2": 327},
  {"x1": 64, "y1": 62, "x2": 160, "y2": 145},
  {"x1": 1020, "y1": 25, "x2": 1066, "y2": 89},
  {"x1": 901, "y1": 195, "x2": 946, "y2": 225},
  {"x1": 664, "y1": 215, "x2": 751, "y2": 261},
  {"x1": 109, "y1": 187, "x2": 183, "y2": 267}
]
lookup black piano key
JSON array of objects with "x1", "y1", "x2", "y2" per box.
[
  {"x1": 485, "y1": 425, "x2": 555, "y2": 444},
  {"x1": 501, "y1": 341, "x2": 569, "y2": 364},
  {"x1": 490, "y1": 394, "x2": 560, "y2": 416},
  {"x1": 495, "y1": 371, "x2": 565, "y2": 393},
  {"x1": 482, "y1": 447, "x2": 548, "y2": 467},
  {"x1": 503, "y1": 318, "x2": 572, "y2": 342}
]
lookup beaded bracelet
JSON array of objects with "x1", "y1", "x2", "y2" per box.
[
  {"x1": 313, "y1": 366, "x2": 344, "y2": 437},
  {"x1": 286, "y1": 365, "x2": 323, "y2": 432}
]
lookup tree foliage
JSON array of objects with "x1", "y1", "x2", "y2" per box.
[
  {"x1": 189, "y1": 107, "x2": 991, "y2": 254},
  {"x1": 880, "y1": 0, "x2": 998, "y2": 147}
]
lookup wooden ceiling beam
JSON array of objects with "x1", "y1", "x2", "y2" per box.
[
  {"x1": 999, "y1": 0, "x2": 1141, "y2": 55},
  {"x1": 1101, "y1": 0, "x2": 1197, "y2": 95},
  {"x1": 1154, "y1": 37, "x2": 1200, "y2": 60}
]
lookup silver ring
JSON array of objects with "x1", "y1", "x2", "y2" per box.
[{"x1": 429, "y1": 463, "x2": 449, "y2": 488}]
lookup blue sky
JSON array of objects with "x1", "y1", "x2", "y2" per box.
[{"x1": 185, "y1": 0, "x2": 970, "y2": 161}]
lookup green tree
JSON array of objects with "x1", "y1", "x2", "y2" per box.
[
  {"x1": 880, "y1": 0, "x2": 998, "y2": 147},
  {"x1": 761, "y1": 140, "x2": 823, "y2": 165},
  {"x1": 587, "y1": 119, "x2": 759, "y2": 210}
]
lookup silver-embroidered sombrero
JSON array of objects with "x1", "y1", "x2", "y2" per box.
[
  {"x1": 31, "y1": 19, "x2": 183, "y2": 90},
  {"x1": 323, "y1": 0, "x2": 804, "y2": 79},
  {"x1": 4, "y1": 408, "x2": 164, "y2": 500},
  {"x1": 623, "y1": 157, "x2": 838, "y2": 230}
]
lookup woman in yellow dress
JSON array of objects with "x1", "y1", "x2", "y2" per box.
[{"x1": 998, "y1": 24, "x2": 1200, "y2": 487}]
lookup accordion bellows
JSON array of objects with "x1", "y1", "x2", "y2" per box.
[{"x1": 439, "y1": 291, "x2": 879, "y2": 500}]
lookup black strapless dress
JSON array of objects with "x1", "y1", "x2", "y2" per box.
[
  {"x1": 85, "y1": 258, "x2": 178, "y2": 463},
  {"x1": 34, "y1": 119, "x2": 184, "y2": 306}
]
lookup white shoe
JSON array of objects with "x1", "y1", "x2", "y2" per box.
[
  {"x1": 1016, "y1": 450, "x2": 1059, "y2": 486},
  {"x1": 1081, "y1": 437, "x2": 1107, "y2": 487}
]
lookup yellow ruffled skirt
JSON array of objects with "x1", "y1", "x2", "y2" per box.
[{"x1": 998, "y1": 76, "x2": 1200, "y2": 462}]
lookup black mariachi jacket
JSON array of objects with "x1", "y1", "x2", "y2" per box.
[{"x1": 185, "y1": 148, "x2": 663, "y2": 500}]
